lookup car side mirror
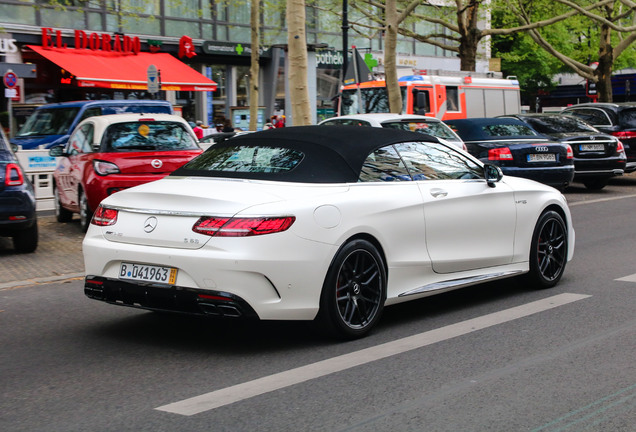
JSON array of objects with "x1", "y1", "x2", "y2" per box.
[
  {"x1": 484, "y1": 164, "x2": 503, "y2": 187},
  {"x1": 48, "y1": 145, "x2": 65, "y2": 157}
]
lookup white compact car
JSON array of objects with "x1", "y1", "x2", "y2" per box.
[
  {"x1": 318, "y1": 113, "x2": 466, "y2": 150},
  {"x1": 83, "y1": 126, "x2": 574, "y2": 339}
]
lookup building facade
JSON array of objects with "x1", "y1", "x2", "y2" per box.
[{"x1": 1, "y1": 0, "x2": 466, "y2": 131}]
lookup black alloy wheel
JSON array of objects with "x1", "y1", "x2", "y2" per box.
[
  {"x1": 318, "y1": 239, "x2": 386, "y2": 339},
  {"x1": 526, "y1": 210, "x2": 568, "y2": 288}
]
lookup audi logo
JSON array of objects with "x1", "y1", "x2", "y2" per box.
[{"x1": 535, "y1": 146, "x2": 549, "y2": 152}]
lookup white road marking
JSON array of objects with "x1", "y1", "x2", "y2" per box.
[
  {"x1": 155, "y1": 293, "x2": 591, "y2": 416},
  {"x1": 616, "y1": 273, "x2": 636, "y2": 283},
  {"x1": 568, "y1": 193, "x2": 636, "y2": 207}
]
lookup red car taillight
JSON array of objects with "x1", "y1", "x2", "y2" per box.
[
  {"x1": 5, "y1": 163, "x2": 25, "y2": 186},
  {"x1": 611, "y1": 131, "x2": 636, "y2": 140},
  {"x1": 566, "y1": 144, "x2": 574, "y2": 159},
  {"x1": 192, "y1": 216, "x2": 296, "y2": 237},
  {"x1": 616, "y1": 140, "x2": 626, "y2": 157},
  {"x1": 488, "y1": 147, "x2": 513, "y2": 160},
  {"x1": 91, "y1": 205, "x2": 119, "y2": 226}
]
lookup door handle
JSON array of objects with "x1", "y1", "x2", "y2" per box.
[{"x1": 430, "y1": 188, "x2": 448, "y2": 198}]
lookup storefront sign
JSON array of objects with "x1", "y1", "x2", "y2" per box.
[
  {"x1": 0, "y1": 38, "x2": 18, "y2": 54},
  {"x1": 178, "y1": 35, "x2": 196, "y2": 58},
  {"x1": 316, "y1": 50, "x2": 343, "y2": 69},
  {"x1": 41, "y1": 27, "x2": 141, "y2": 54},
  {"x1": 202, "y1": 41, "x2": 261, "y2": 56}
]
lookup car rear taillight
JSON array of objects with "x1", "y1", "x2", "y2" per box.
[
  {"x1": 192, "y1": 216, "x2": 295, "y2": 237},
  {"x1": 93, "y1": 160, "x2": 120, "y2": 176},
  {"x1": 488, "y1": 147, "x2": 513, "y2": 160},
  {"x1": 566, "y1": 144, "x2": 574, "y2": 159},
  {"x1": 5, "y1": 163, "x2": 25, "y2": 186},
  {"x1": 611, "y1": 131, "x2": 636, "y2": 140},
  {"x1": 616, "y1": 140, "x2": 626, "y2": 157},
  {"x1": 91, "y1": 205, "x2": 118, "y2": 226}
]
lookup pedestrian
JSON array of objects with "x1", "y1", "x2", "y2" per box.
[
  {"x1": 193, "y1": 120, "x2": 204, "y2": 139},
  {"x1": 222, "y1": 118, "x2": 234, "y2": 132},
  {"x1": 275, "y1": 115, "x2": 285, "y2": 128}
]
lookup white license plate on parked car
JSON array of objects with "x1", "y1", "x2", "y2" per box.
[
  {"x1": 119, "y1": 262, "x2": 178, "y2": 284},
  {"x1": 527, "y1": 153, "x2": 556, "y2": 162},
  {"x1": 580, "y1": 144, "x2": 605, "y2": 151}
]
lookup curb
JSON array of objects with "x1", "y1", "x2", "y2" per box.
[{"x1": 0, "y1": 273, "x2": 85, "y2": 291}]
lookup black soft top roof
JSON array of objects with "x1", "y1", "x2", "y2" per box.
[{"x1": 173, "y1": 125, "x2": 437, "y2": 183}]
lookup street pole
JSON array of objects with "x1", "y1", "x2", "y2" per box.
[{"x1": 342, "y1": 0, "x2": 349, "y2": 84}]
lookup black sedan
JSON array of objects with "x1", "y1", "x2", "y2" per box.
[
  {"x1": 445, "y1": 118, "x2": 575, "y2": 190},
  {"x1": 503, "y1": 114, "x2": 625, "y2": 190},
  {"x1": 561, "y1": 102, "x2": 636, "y2": 173},
  {"x1": 0, "y1": 129, "x2": 38, "y2": 253}
]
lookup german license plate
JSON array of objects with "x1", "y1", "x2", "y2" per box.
[
  {"x1": 580, "y1": 144, "x2": 605, "y2": 151},
  {"x1": 119, "y1": 262, "x2": 177, "y2": 284},
  {"x1": 527, "y1": 153, "x2": 556, "y2": 162}
]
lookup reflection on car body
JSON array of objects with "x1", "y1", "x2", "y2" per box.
[{"x1": 83, "y1": 126, "x2": 574, "y2": 339}]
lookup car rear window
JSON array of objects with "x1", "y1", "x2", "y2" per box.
[
  {"x1": 103, "y1": 121, "x2": 199, "y2": 151},
  {"x1": 619, "y1": 108, "x2": 636, "y2": 128},
  {"x1": 382, "y1": 120, "x2": 459, "y2": 140},
  {"x1": 527, "y1": 116, "x2": 598, "y2": 133},
  {"x1": 182, "y1": 145, "x2": 304, "y2": 173},
  {"x1": 482, "y1": 124, "x2": 538, "y2": 137}
]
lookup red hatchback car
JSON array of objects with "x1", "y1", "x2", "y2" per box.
[{"x1": 49, "y1": 113, "x2": 203, "y2": 230}]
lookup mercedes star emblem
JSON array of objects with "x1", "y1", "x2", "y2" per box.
[{"x1": 144, "y1": 216, "x2": 158, "y2": 233}]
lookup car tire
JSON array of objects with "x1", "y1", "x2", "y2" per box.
[
  {"x1": 54, "y1": 186, "x2": 73, "y2": 223},
  {"x1": 13, "y1": 222, "x2": 38, "y2": 253},
  {"x1": 582, "y1": 178, "x2": 608, "y2": 190},
  {"x1": 525, "y1": 210, "x2": 568, "y2": 289},
  {"x1": 79, "y1": 189, "x2": 92, "y2": 232},
  {"x1": 317, "y1": 239, "x2": 386, "y2": 339}
]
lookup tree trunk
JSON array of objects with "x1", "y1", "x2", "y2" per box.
[
  {"x1": 249, "y1": 0, "x2": 260, "y2": 131},
  {"x1": 596, "y1": 23, "x2": 613, "y2": 102},
  {"x1": 384, "y1": 0, "x2": 402, "y2": 113},
  {"x1": 287, "y1": 0, "x2": 312, "y2": 126}
]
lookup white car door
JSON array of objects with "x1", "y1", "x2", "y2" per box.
[{"x1": 394, "y1": 141, "x2": 517, "y2": 274}]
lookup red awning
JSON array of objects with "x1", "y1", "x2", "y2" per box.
[{"x1": 28, "y1": 45, "x2": 217, "y2": 91}]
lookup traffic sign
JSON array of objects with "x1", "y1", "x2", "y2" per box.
[
  {"x1": 147, "y1": 64, "x2": 159, "y2": 94},
  {"x1": 3, "y1": 69, "x2": 18, "y2": 89}
]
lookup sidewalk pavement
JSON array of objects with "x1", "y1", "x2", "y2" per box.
[{"x1": 0, "y1": 213, "x2": 85, "y2": 289}]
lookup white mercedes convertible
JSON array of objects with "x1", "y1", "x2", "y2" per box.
[{"x1": 83, "y1": 126, "x2": 575, "y2": 339}]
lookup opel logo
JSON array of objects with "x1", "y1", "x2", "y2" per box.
[
  {"x1": 151, "y1": 159, "x2": 163, "y2": 169},
  {"x1": 144, "y1": 216, "x2": 158, "y2": 233}
]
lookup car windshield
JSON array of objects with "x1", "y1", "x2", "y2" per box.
[
  {"x1": 181, "y1": 145, "x2": 303, "y2": 173},
  {"x1": 482, "y1": 123, "x2": 538, "y2": 137},
  {"x1": 382, "y1": 120, "x2": 460, "y2": 141},
  {"x1": 526, "y1": 116, "x2": 598, "y2": 133},
  {"x1": 103, "y1": 121, "x2": 199, "y2": 151},
  {"x1": 619, "y1": 108, "x2": 636, "y2": 128},
  {"x1": 16, "y1": 107, "x2": 80, "y2": 136},
  {"x1": 341, "y1": 87, "x2": 407, "y2": 115}
]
